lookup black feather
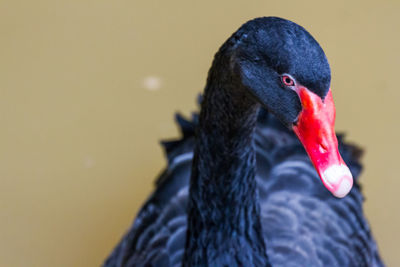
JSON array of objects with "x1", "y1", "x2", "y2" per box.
[
  {"x1": 175, "y1": 113, "x2": 194, "y2": 138},
  {"x1": 104, "y1": 108, "x2": 383, "y2": 267}
]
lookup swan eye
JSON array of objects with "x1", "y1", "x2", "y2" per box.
[{"x1": 281, "y1": 75, "x2": 295, "y2": 87}]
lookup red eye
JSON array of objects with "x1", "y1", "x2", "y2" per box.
[{"x1": 281, "y1": 75, "x2": 295, "y2": 87}]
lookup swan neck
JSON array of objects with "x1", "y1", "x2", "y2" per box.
[{"x1": 183, "y1": 66, "x2": 269, "y2": 266}]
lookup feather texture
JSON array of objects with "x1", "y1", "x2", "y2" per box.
[{"x1": 104, "y1": 110, "x2": 383, "y2": 267}]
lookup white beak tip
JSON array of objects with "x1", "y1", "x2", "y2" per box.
[
  {"x1": 331, "y1": 177, "x2": 353, "y2": 198},
  {"x1": 322, "y1": 164, "x2": 354, "y2": 198}
]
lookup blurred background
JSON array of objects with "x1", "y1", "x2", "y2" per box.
[{"x1": 1, "y1": 0, "x2": 399, "y2": 266}]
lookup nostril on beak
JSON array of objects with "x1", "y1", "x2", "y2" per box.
[{"x1": 319, "y1": 143, "x2": 328, "y2": 153}]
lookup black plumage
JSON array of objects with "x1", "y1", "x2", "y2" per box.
[{"x1": 104, "y1": 17, "x2": 383, "y2": 266}]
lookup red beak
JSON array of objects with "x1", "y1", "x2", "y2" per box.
[{"x1": 292, "y1": 87, "x2": 353, "y2": 198}]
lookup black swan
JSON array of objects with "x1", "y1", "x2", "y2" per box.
[{"x1": 104, "y1": 17, "x2": 383, "y2": 266}]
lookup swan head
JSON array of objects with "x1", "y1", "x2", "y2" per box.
[{"x1": 227, "y1": 17, "x2": 353, "y2": 198}]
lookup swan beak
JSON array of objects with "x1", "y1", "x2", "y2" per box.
[{"x1": 292, "y1": 87, "x2": 353, "y2": 198}]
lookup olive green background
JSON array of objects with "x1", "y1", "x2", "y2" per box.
[{"x1": 1, "y1": 1, "x2": 399, "y2": 266}]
